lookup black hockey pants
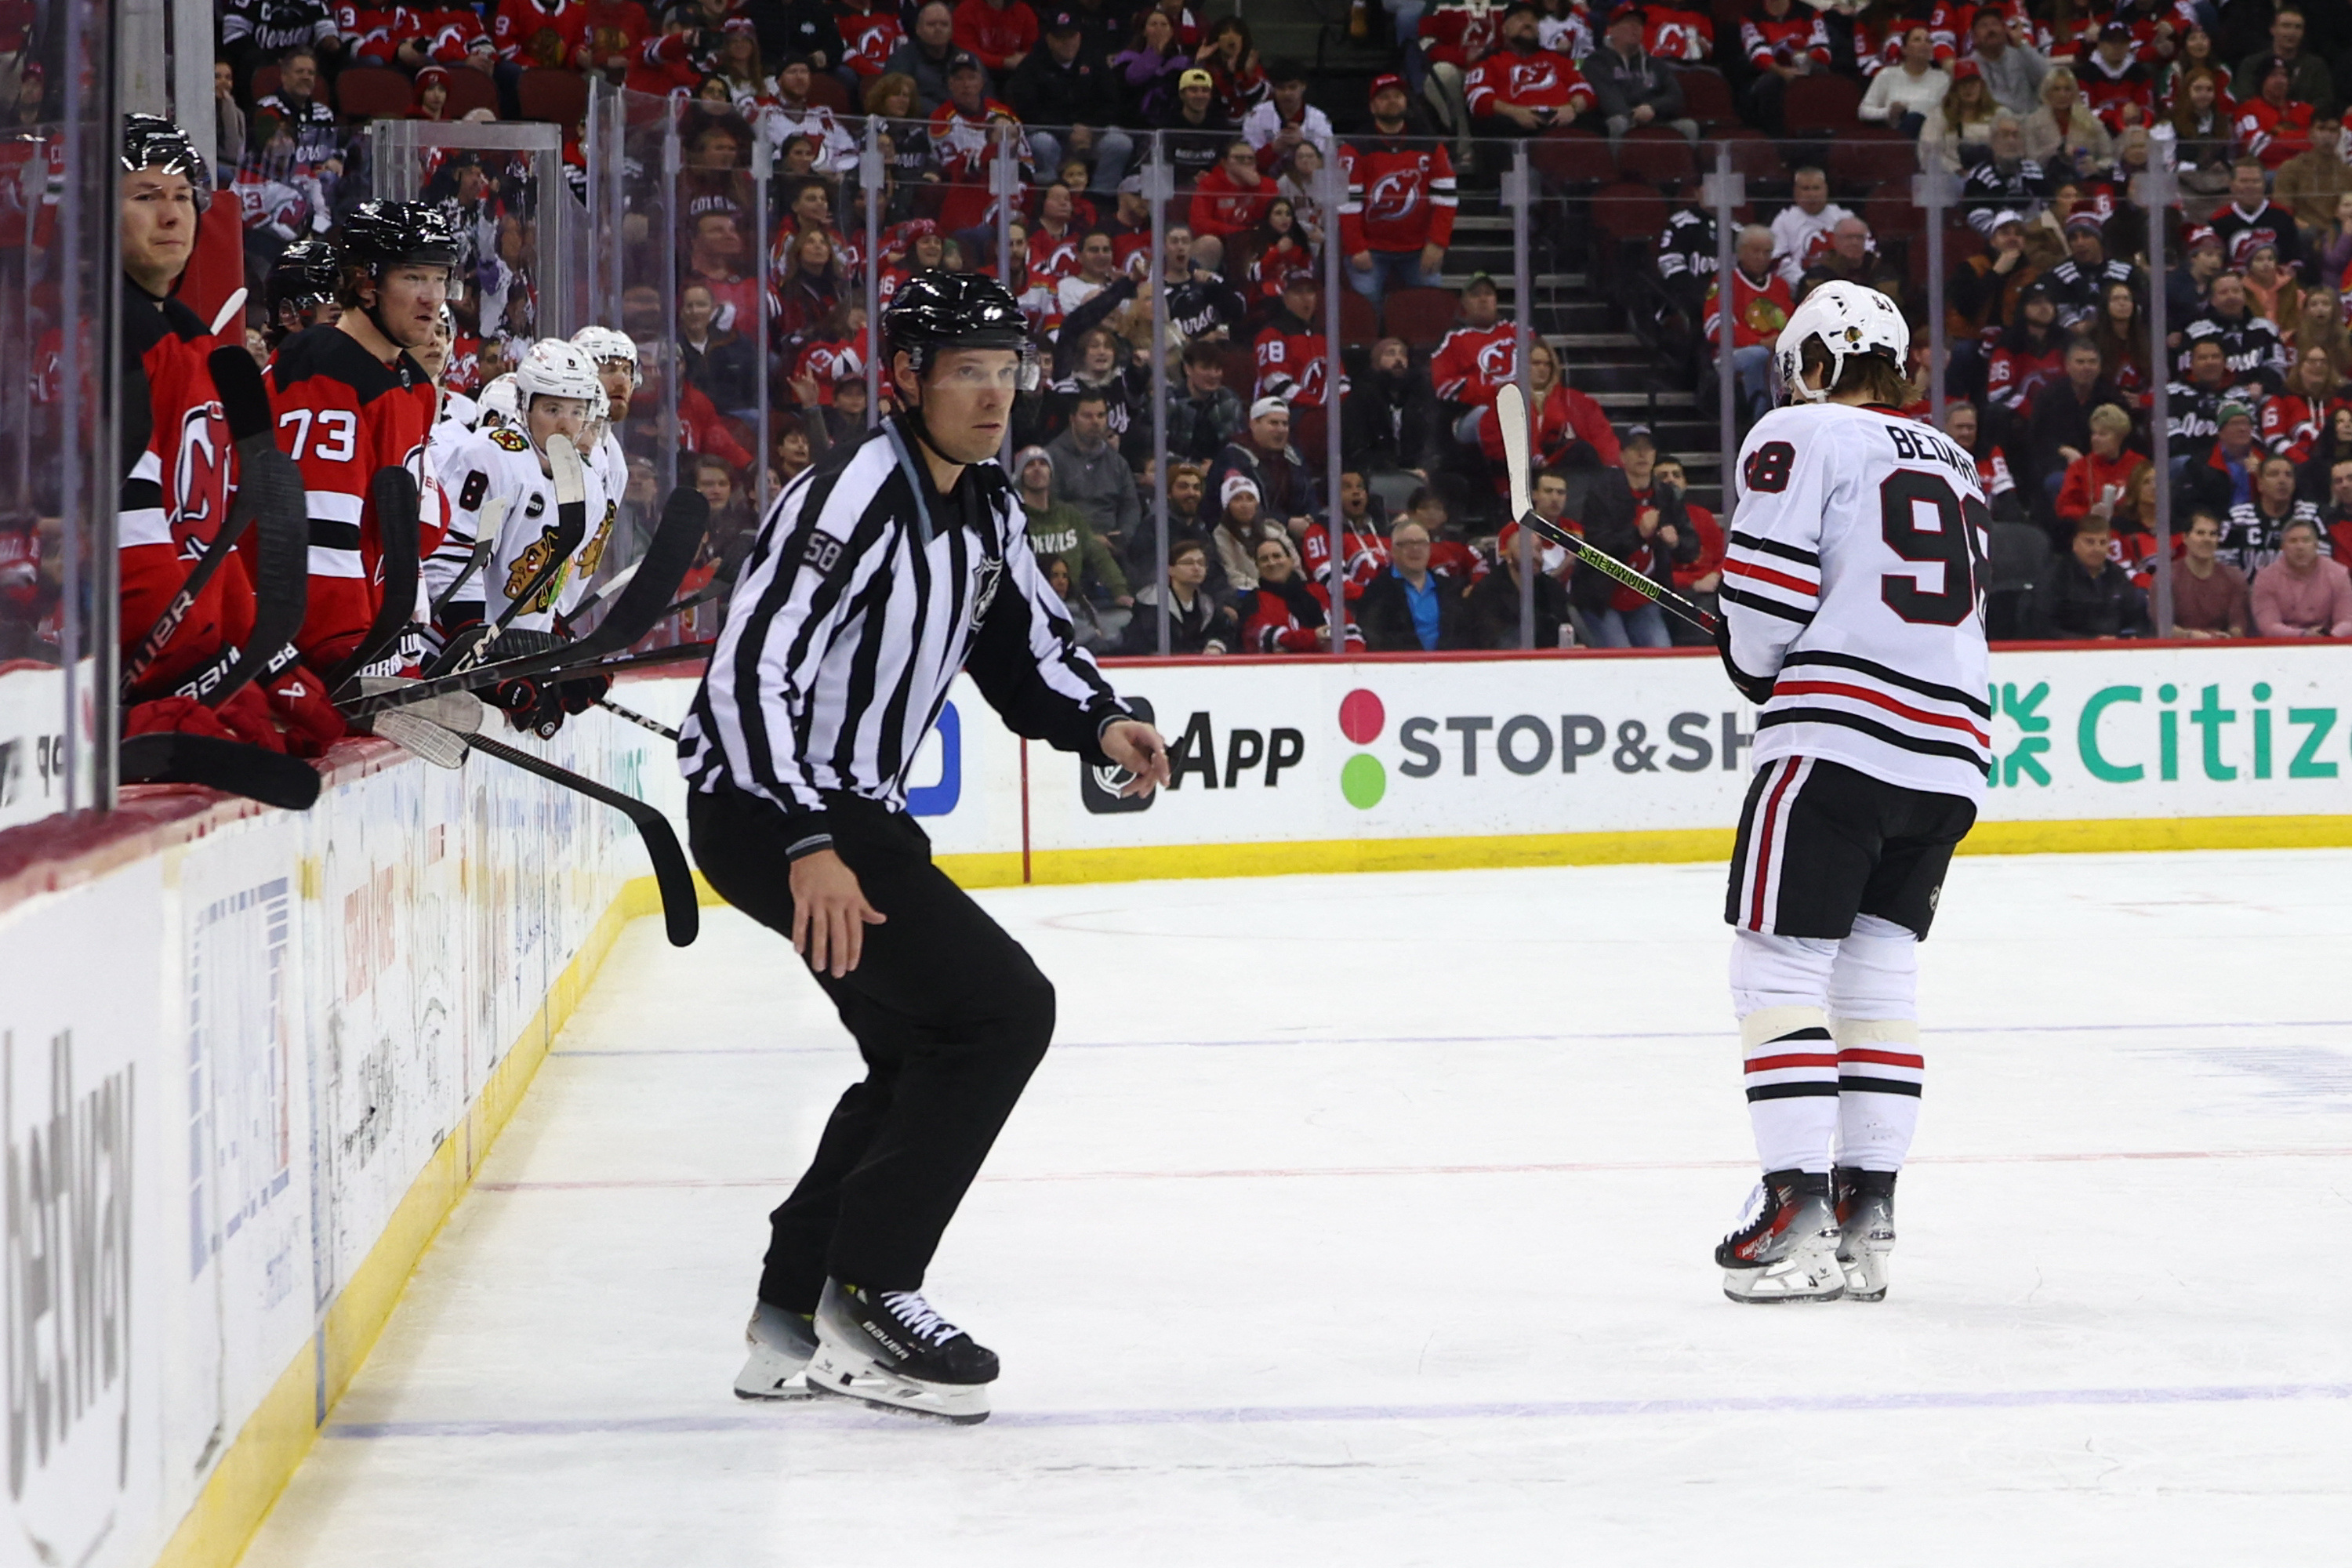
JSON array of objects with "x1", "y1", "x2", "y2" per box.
[{"x1": 687, "y1": 786, "x2": 1055, "y2": 1311}]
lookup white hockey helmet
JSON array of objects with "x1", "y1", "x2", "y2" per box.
[
  {"x1": 571, "y1": 324, "x2": 643, "y2": 387},
  {"x1": 477, "y1": 372, "x2": 521, "y2": 430},
  {"x1": 1773, "y1": 281, "x2": 1909, "y2": 405},
  {"x1": 514, "y1": 337, "x2": 603, "y2": 410}
]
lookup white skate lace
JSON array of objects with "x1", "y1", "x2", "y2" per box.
[{"x1": 878, "y1": 1290, "x2": 965, "y2": 1346}]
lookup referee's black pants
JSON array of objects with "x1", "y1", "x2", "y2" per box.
[{"x1": 687, "y1": 786, "x2": 1055, "y2": 1312}]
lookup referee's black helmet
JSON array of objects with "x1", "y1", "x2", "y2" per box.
[{"x1": 884, "y1": 270, "x2": 1037, "y2": 387}]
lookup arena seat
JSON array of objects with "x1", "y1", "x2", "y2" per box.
[
  {"x1": 1675, "y1": 67, "x2": 1737, "y2": 129},
  {"x1": 1381, "y1": 286, "x2": 1460, "y2": 350},
  {"x1": 1530, "y1": 128, "x2": 1614, "y2": 191},
  {"x1": 336, "y1": 67, "x2": 414, "y2": 121},
  {"x1": 442, "y1": 69, "x2": 499, "y2": 120},
  {"x1": 1617, "y1": 125, "x2": 1698, "y2": 188},
  {"x1": 517, "y1": 67, "x2": 589, "y2": 126},
  {"x1": 1783, "y1": 75, "x2": 1864, "y2": 134}
]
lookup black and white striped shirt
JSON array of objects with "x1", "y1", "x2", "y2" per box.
[{"x1": 681, "y1": 413, "x2": 1132, "y2": 855}]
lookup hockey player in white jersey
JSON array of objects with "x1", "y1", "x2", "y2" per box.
[
  {"x1": 475, "y1": 372, "x2": 521, "y2": 433},
  {"x1": 570, "y1": 324, "x2": 638, "y2": 504},
  {"x1": 1711, "y1": 282, "x2": 1991, "y2": 1305},
  {"x1": 427, "y1": 339, "x2": 617, "y2": 726}
]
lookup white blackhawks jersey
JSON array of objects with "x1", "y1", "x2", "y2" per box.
[
  {"x1": 584, "y1": 426, "x2": 627, "y2": 508},
  {"x1": 427, "y1": 425, "x2": 615, "y2": 633},
  {"x1": 1722, "y1": 401, "x2": 1992, "y2": 804}
]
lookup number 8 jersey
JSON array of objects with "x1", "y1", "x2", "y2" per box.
[{"x1": 1722, "y1": 401, "x2": 1992, "y2": 804}]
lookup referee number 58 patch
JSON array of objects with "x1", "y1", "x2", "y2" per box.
[{"x1": 802, "y1": 534, "x2": 844, "y2": 572}]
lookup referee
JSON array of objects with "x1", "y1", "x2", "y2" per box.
[{"x1": 681, "y1": 271, "x2": 1170, "y2": 1425}]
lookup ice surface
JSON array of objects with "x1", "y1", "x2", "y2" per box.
[{"x1": 241, "y1": 851, "x2": 2352, "y2": 1567}]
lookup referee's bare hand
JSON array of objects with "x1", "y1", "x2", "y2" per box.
[
  {"x1": 788, "y1": 850, "x2": 886, "y2": 978},
  {"x1": 1102, "y1": 720, "x2": 1173, "y2": 798}
]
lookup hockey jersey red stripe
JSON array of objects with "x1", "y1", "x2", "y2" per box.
[
  {"x1": 1722, "y1": 557, "x2": 1818, "y2": 595},
  {"x1": 1772, "y1": 679, "x2": 1992, "y2": 745}
]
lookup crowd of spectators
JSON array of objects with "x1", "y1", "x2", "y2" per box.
[{"x1": 154, "y1": 0, "x2": 2352, "y2": 653}]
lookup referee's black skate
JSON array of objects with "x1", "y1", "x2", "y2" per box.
[
  {"x1": 806, "y1": 1279, "x2": 998, "y2": 1424},
  {"x1": 732, "y1": 1300, "x2": 819, "y2": 1399},
  {"x1": 1716, "y1": 1170, "x2": 1846, "y2": 1303},
  {"x1": 1834, "y1": 1167, "x2": 1899, "y2": 1302}
]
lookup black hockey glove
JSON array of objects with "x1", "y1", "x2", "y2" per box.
[
  {"x1": 477, "y1": 628, "x2": 567, "y2": 735},
  {"x1": 557, "y1": 667, "x2": 612, "y2": 717},
  {"x1": 1714, "y1": 615, "x2": 1777, "y2": 706}
]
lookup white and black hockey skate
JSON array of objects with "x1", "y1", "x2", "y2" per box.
[
  {"x1": 732, "y1": 1300, "x2": 820, "y2": 1399},
  {"x1": 1716, "y1": 1170, "x2": 1846, "y2": 1303},
  {"x1": 1834, "y1": 1167, "x2": 1898, "y2": 1303},
  {"x1": 804, "y1": 1278, "x2": 999, "y2": 1425}
]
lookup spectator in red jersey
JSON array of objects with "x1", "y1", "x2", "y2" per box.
[
  {"x1": 1465, "y1": 2, "x2": 1594, "y2": 136},
  {"x1": 2234, "y1": 5, "x2": 2330, "y2": 120},
  {"x1": 837, "y1": 0, "x2": 907, "y2": 82},
  {"x1": 1240, "y1": 532, "x2": 1360, "y2": 652},
  {"x1": 1341, "y1": 73, "x2": 1457, "y2": 307},
  {"x1": 579, "y1": 0, "x2": 652, "y2": 81},
  {"x1": 2263, "y1": 343, "x2": 2339, "y2": 461},
  {"x1": 773, "y1": 226, "x2": 848, "y2": 348},
  {"x1": 2077, "y1": 22, "x2": 2153, "y2": 132},
  {"x1": 1704, "y1": 224, "x2": 1795, "y2": 426},
  {"x1": 2314, "y1": 455, "x2": 2352, "y2": 562},
  {"x1": 410, "y1": 66, "x2": 454, "y2": 120},
  {"x1": 1189, "y1": 138, "x2": 1276, "y2": 241},
  {"x1": 2238, "y1": 56, "x2": 2318, "y2": 170},
  {"x1": 1739, "y1": 0, "x2": 1831, "y2": 136},
  {"x1": 494, "y1": 0, "x2": 591, "y2": 71},
  {"x1": 1254, "y1": 270, "x2": 1345, "y2": 409},
  {"x1": 1245, "y1": 199, "x2": 1316, "y2": 299},
  {"x1": 1027, "y1": 181, "x2": 1083, "y2": 285},
  {"x1": 1301, "y1": 469, "x2": 1393, "y2": 599},
  {"x1": 954, "y1": 0, "x2": 1037, "y2": 75},
  {"x1": 1478, "y1": 339, "x2": 1620, "y2": 472},
  {"x1": 1986, "y1": 281, "x2": 2066, "y2": 421},
  {"x1": 1432, "y1": 272, "x2": 1516, "y2": 441},
  {"x1": 928, "y1": 53, "x2": 1033, "y2": 235}
]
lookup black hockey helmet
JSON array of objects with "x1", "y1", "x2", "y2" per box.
[
  {"x1": 267, "y1": 238, "x2": 343, "y2": 318},
  {"x1": 883, "y1": 270, "x2": 1036, "y2": 387},
  {"x1": 121, "y1": 113, "x2": 209, "y2": 209},
  {"x1": 337, "y1": 200, "x2": 462, "y2": 274}
]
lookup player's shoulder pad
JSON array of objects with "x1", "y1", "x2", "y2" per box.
[{"x1": 488, "y1": 426, "x2": 531, "y2": 452}]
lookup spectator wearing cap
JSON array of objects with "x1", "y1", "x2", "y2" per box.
[
  {"x1": 1242, "y1": 58, "x2": 1334, "y2": 173},
  {"x1": 1209, "y1": 397, "x2": 1318, "y2": 537},
  {"x1": 1254, "y1": 271, "x2": 1346, "y2": 410},
  {"x1": 1859, "y1": 24, "x2": 1949, "y2": 140},
  {"x1": 953, "y1": 0, "x2": 1036, "y2": 76},
  {"x1": 2274, "y1": 111, "x2": 2352, "y2": 228},
  {"x1": 1944, "y1": 212, "x2": 2034, "y2": 399},
  {"x1": 1344, "y1": 336, "x2": 1443, "y2": 472},
  {"x1": 1431, "y1": 274, "x2": 1516, "y2": 442},
  {"x1": 2236, "y1": 55, "x2": 2318, "y2": 170},
  {"x1": 887, "y1": 0, "x2": 964, "y2": 112},
  {"x1": 1167, "y1": 339, "x2": 1247, "y2": 461},
  {"x1": 1016, "y1": 444, "x2": 1134, "y2": 606},
  {"x1": 1768, "y1": 168, "x2": 1849, "y2": 289},
  {"x1": 1046, "y1": 386, "x2": 1142, "y2": 554},
  {"x1": 1986, "y1": 281, "x2": 2066, "y2": 420},
  {"x1": 1965, "y1": 7, "x2": 2049, "y2": 118},
  {"x1": 1160, "y1": 67, "x2": 1238, "y2": 189},
  {"x1": 2077, "y1": 22, "x2": 2152, "y2": 132},
  {"x1": 1796, "y1": 216, "x2": 1904, "y2": 307},
  {"x1": 1465, "y1": 521, "x2": 1571, "y2": 648},
  {"x1": 1117, "y1": 538, "x2": 1238, "y2": 655},
  {"x1": 2165, "y1": 221, "x2": 2225, "y2": 341},
  {"x1": 2041, "y1": 210, "x2": 2137, "y2": 330},
  {"x1": 746, "y1": 0, "x2": 846, "y2": 77},
  {"x1": 1465, "y1": 3, "x2": 1595, "y2": 138},
  {"x1": 2212, "y1": 158, "x2": 2310, "y2": 281},
  {"x1": 1006, "y1": 12, "x2": 1134, "y2": 194},
  {"x1": 2180, "y1": 392, "x2": 2265, "y2": 516},
  {"x1": 1340, "y1": 73, "x2": 1457, "y2": 307},
  {"x1": 1357, "y1": 520, "x2": 1468, "y2": 652},
  {"x1": 1962, "y1": 114, "x2": 2053, "y2": 237},
  {"x1": 1584, "y1": 5, "x2": 1696, "y2": 147},
  {"x1": 928, "y1": 53, "x2": 1035, "y2": 234},
  {"x1": 1210, "y1": 472, "x2": 1275, "y2": 589},
  {"x1": 1704, "y1": 225, "x2": 1794, "y2": 427},
  {"x1": 1110, "y1": 8, "x2": 1189, "y2": 125},
  {"x1": 1190, "y1": 137, "x2": 1277, "y2": 239},
  {"x1": 2235, "y1": 5, "x2": 2332, "y2": 119},
  {"x1": 2023, "y1": 66, "x2": 2113, "y2": 180},
  {"x1": 1922, "y1": 59, "x2": 1998, "y2": 172}
]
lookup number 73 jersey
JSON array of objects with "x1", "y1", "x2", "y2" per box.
[{"x1": 1723, "y1": 401, "x2": 1992, "y2": 804}]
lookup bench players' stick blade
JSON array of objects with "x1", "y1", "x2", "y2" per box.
[
  {"x1": 1495, "y1": 382, "x2": 1534, "y2": 527},
  {"x1": 120, "y1": 733, "x2": 322, "y2": 811},
  {"x1": 356, "y1": 674, "x2": 485, "y2": 735},
  {"x1": 326, "y1": 466, "x2": 424, "y2": 695},
  {"x1": 368, "y1": 708, "x2": 470, "y2": 769}
]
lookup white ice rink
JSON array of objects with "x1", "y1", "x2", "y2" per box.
[{"x1": 241, "y1": 851, "x2": 2352, "y2": 1567}]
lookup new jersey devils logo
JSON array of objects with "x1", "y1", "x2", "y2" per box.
[
  {"x1": 1511, "y1": 61, "x2": 1557, "y2": 95},
  {"x1": 1475, "y1": 338, "x2": 1516, "y2": 383},
  {"x1": 172, "y1": 401, "x2": 228, "y2": 533},
  {"x1": 1365, "y1": 169, "x2": 1423, "y2": 223}
]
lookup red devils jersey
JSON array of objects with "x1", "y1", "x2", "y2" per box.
[
  {"x1": 837, "y1": 2, "x2": 905, "y2": 75},
  {"x1": 492, "y1": 0, "x2": 587, "y2": 65},
  {"x1": 792, "y1": 336, "x2": 867, "y2": 403},
  {"x1": 120, "y1": 285, "x2": 251, "y2": 692},
  {"x1": 2237, "y1": 98, "x2": 2317, "y2": 169},
  {"x1": 1027, "y1": 224, "x2": 1081, "y2": 289},
  {"x1": 1339, "y1": 139, "x2": 1459, "y2": 255},
  {"x1": 1645, "y1": 5, "x2": 1712, "y2": 60},
  {"x1": 404, "y1": 3, "x2": 491, "y2": 60},
  {"x1": 1299, "y1": 524, "x2": 1390, "y2": 600},
  {"x1": 1418, "y1": 1, "x2": 1502, "y2": 69},
  {"x1": 1741, "y1": 13, "x2": 1830, "y2": 69},
  {"x1": 266, "y1": 324, "x2": 443, "y2": 672},
  {"x1": 1432, "y1": 321, "x2": 1517, "y2": 407},
  {"x1": 336, "y1": 0, "x2": 405, "y2": 63},
  {"x1": 1254, "y1": 320, "x2": 1345, "y2": 408},
  {"x1": 2078, "y1": 55, "x2": 2152, "y2": 130},
  {"x1": 1464, "y1": 49, "x2": 1594, "y2": 118},
  {"x1": 2260, "y1": 392, "x2": 2343, "y2": 463}
]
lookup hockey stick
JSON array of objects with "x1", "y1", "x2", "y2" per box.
[
  {"x1": 1493, "y1": 383, "x2": 1722, "y2": 639},
  {"x1": 190, "y1": 343, "x2": 313, "y2": 707},
  {"x1": 596, "y1": 696, "x2": 679, "y2": 742},
  {"x1": 461, "y1": 732, "x2": 699, "y2": 947},
  {"x1": 563, "y1": 554, "x2": 640, "y2": 627},
  {"x1": 324, "y1": 466, "x2": 423, "y2": 695},
  {"x1": 118, "y1": 732, "x2": 322, "y2": 811},
  {"x1": 122, "y1": 504, "x2": 255, "y2": 691},
  {"x1": 344, "y1": 486, "x2": 708, "y2": 720}
]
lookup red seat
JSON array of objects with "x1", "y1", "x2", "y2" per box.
[
  {"x1": 1783, "y1": 74, "x2": 1863, "y2": 134},
  {"x1": 1530, "y1": 127, "x2": 1613, "y2": 190},
  {"x1": 336, "y1": 66, "x2": 413, "y2": 120},
  {"x1": 1216, "y1": 342, "x2": 1259, "y2": 400},
  {"x1": 1617, "y1": 125, "x2": 1697, "y2": 187},
  {"x1": 1862, "y1": 176, "x2": 1922, "y2": 236},
  {"x1": 1592, "y1": 180, "x2": 1669, "y2": 241},
  {"x1": 1719, "y1": 128, "x2": 1791, "y2": 188},
  {"x1": 1674, "y1": 66, "x2": 1737, "y2": 129},
  {"x1": 1828, "y1": 131, "x2": 1919, "y2": 194},
  {"x1": 442, "y1": 67, "x2": 499, "y2": 120},
  {"x1": 252, "y1": 64, "x2": 281, "y2": 102},
  {"x1": 1381, "y1": 285, "x2": 1460, "y2": 350},
  {"x1": 808, "y1": 73, "x2": 851, "y2": 112},
  {"x1": 1338, "y1": 286, "x2": 1377, "y2": 343},
  {"x1": 517, "y1": 67, "x2": 588, "y2": 126}
]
